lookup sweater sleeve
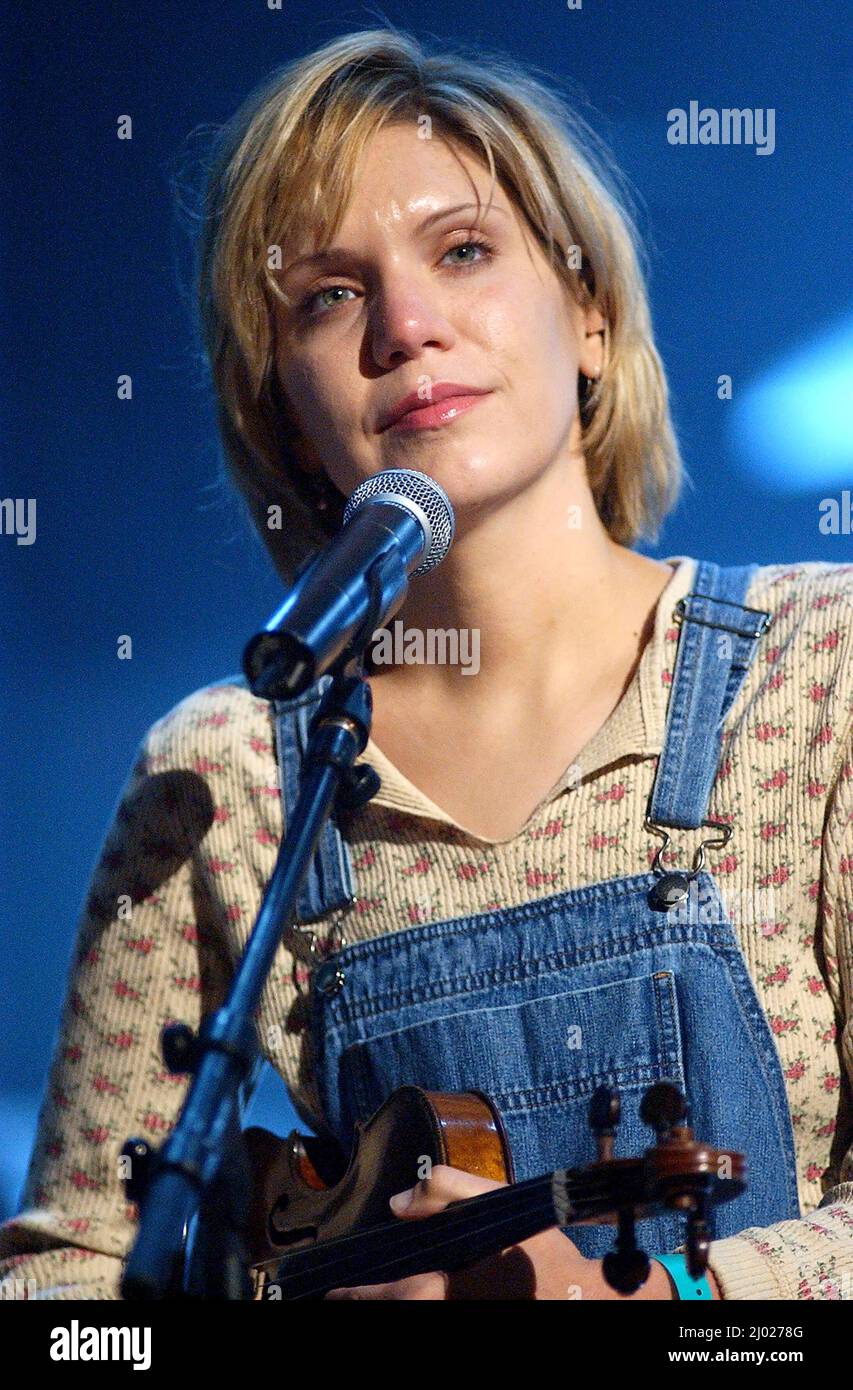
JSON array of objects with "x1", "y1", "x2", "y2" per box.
[
  {"x1": 704, "y1": 724, "x2": 853, "y2": 1300},
  {"x1": 0, "y1": 714, "x2": 234, "y2": 1300}
]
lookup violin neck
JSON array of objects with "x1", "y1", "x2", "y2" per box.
[{"x1": 267, "y1": 1168, "x2": 580, "y2": 1300}]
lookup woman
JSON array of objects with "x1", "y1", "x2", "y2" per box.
[{"x1": 1, "y1": 28, "x2": 851, "y2": 1302}]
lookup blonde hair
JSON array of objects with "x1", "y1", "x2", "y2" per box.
[{"x1": 194, "y1": 27, "x2": 683, "y2": 583}]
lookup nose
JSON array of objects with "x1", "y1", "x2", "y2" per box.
[{"x1": 368, "y1": 273, "x2": 456, "y2": 369}]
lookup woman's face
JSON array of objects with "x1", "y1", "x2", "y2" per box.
[{"x1": 273, "y1": 122, "x2": 604, "y2": 515}]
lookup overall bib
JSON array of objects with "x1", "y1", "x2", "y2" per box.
[{"x1": 271, "y1": 559, "x2": 802, "y2": 1260}]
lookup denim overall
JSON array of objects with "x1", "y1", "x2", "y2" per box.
[{"x1": 270, "y1": 560, "x2": 802, "y2": 1260}]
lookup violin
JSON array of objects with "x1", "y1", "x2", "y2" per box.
[{"x1": 241, "y1": 1079, "x2": 745, "y2": 1300}]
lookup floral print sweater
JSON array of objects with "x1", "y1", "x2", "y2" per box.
[{"x1": 1, "y1": 555, "x2": 852, "y2": 1300}]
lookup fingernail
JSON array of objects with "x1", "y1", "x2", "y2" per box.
[{"x1": 389, "y1": 1187, "x2": 414, "y2": 1212}]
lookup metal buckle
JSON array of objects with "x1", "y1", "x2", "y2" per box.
[
  {"x1": 288, "y1": 921, "x2": 348, "y2": 996},
  {"x1": 644, "y1": 816, "x2": 733, "y2": 879},
  {"x1": 673, "y1": 593, "x2": 772, "y2": 640}
]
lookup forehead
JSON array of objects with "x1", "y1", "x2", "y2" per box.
[
  {"x1": 287, "y1": 124, "x2": 513, "y2": 262},
  {"x1": 345, "y1": 123, "x2": 501, "y2": 210}
]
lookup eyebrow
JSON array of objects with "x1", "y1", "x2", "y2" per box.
[{"x1": 281, "y1": 201, "x2": 509, "y2": 278}]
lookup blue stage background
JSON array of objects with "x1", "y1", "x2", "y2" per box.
[{"x1": 2, "y1": 1, "x2": 851, "y2": 1221}]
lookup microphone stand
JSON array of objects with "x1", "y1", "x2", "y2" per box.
[{"x1": 119, "y1": 561, "x2": 389, "y2": 1300}]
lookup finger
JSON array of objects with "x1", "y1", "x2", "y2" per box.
[
  {"x1": 389, "y1": 1164, "x2": 506, "y2": 1219},
  {"x1": 324, "y1": 1272, "x2": 449, "y2": 1300}
]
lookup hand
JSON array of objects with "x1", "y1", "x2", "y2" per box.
[{"x1": 323, "y1": 1164, "x2": 679, "y2": 1300}]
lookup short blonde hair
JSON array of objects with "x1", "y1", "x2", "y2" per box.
[{"x1": 195, "y1": 27, "x2": 683, "y2": 583}]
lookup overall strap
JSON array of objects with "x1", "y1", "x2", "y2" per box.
[
  {"x1": 272, "y1": 674, "x2": 356, "y2": 922},
  {"x1": 646, "y1": 560, "x2": 772, "y2": 830}
]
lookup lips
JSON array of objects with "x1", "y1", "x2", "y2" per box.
[{"x1": 377, "y1": 382, "x2": 492, "y2": 433}]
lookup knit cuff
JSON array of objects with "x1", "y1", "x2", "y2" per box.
[{"x1": 705, "y1": 1234, "x2": 789, "y2": 1301}]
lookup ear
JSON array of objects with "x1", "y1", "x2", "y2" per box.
[{"x1": 578, "y1": 303, "x2": 607, "y2": 381}]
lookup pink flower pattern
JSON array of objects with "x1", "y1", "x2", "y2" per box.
[{"x1": 1, "y1": 559, "x2": 851, "y2": 1300}]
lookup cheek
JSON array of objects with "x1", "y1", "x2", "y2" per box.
[
  {"x1": 470, "y1": 284, "x2": 578, "y2": 391},
  {"x1": 279, "y1": 351, "x2": 350, "y2": 443},
  {"x1": 277, "y1": 347, "x2": 371, "y2": 495}
]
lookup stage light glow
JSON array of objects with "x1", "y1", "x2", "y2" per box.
[{"x1": 728, "y1": 313, "x2": 853, "y2": 490}]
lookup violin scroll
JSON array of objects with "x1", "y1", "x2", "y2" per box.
[{"x1": 582, "y1": 1080, "x2": 744, "y2": 1292}]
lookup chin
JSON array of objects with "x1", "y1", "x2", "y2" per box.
[
  {"x1": 443, "y1": 479, "x2": 543, "y2": 531},
  {"x1": 418, "y1": 450, "x2": 518, "y2": 494}
]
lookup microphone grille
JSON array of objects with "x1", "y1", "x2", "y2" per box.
[{"x1": 342, "y1": 468, "x2": 455, "y2": 577}]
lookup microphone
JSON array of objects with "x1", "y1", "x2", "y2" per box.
[{"x1": 242, "y1": 468, "x2": 455, "y2": 700}]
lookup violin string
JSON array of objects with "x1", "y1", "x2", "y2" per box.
[
  {"x1": 273, "y1": 1159, "x2": 709, "y2": 1298},
  {"x1": 274, "y1": 1177, "x2": 554, "y2": 1291},
  {"x1": 280, "y1": 1198, "x2": 557, "y2": 1298},
  {"x1": 273, "y1": 1169, "x2": 608, "y2": 1297}
]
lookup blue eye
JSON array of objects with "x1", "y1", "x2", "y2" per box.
[
  {"x1": 442, "y1": 237, "x2": 494, "y2": 268},
  {"x1": 301, "y1": 284, "x2": 357, "y2": 317},
  {"x1": 300, "y1": 235, "x2": 495, "y2": 318}
]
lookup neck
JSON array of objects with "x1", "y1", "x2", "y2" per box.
[{"x1": 368, "y1": 462, "x2": 671, "y2": 706}]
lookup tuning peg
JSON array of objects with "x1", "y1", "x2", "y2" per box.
[
  {"x1": 684, "y1": 1198, "x2": 712, "y2": 1279},
  {"x1": 602, "y1": 1208, "x2": 651, "y2": 1295},
  {"x1": 639, "y1": 1080, "x2": 688, "y2": 1138},
  {"x1": 589, "y1": 1085, "x2": 620, "y2": 1161}
]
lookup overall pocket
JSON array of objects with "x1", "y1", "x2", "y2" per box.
[{"x1": 338, "y1": 969, "x2": 688, "y2": 1257}]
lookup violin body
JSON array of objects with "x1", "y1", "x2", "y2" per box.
[{"x1": 244, "y1": 1086, "x2": 513, "y2": 1296}]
